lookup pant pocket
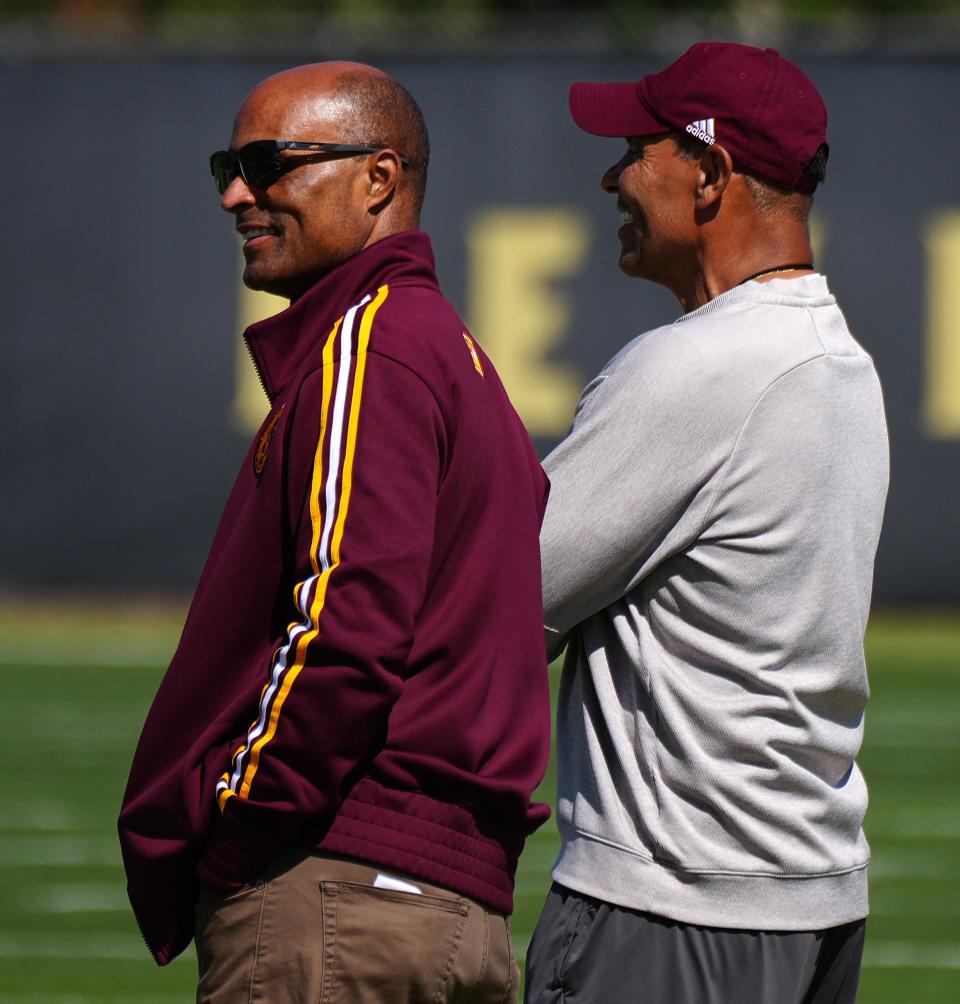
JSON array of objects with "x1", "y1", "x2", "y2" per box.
[
  {"x1": 319, "y1": 880, "x2": 470, "y2": 1004},
  {"x1": 447, "y1": 905, "x2": 519, "y2": 1004},
  {"x1": 195, "y1": 880, "x2": 269, "y2": 1004},
  {"x1": 524, "y1": 886, "x2": 591, "y2": 1004}
]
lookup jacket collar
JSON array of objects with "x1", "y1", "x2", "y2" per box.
[{"x1": 244, "y1": 230, "x2": 440, "y2": 402}]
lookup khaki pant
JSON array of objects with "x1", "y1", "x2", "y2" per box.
[{"x1": 195, "y1": 850, "x2": 520, "y2": 1004}]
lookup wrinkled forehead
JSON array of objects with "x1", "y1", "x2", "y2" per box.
[{"x1": 229, "y1": 80, "x2": 356, "y2": 147}]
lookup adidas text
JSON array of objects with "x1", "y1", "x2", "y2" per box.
[{"x1": 685, "y1": 119, "x2": 716, "y2": 144}]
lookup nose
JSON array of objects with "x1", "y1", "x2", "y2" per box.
[
  {"x1": 601, "y1": 158, "x2": 624, "y2": 194},
  {"x1": 220, "y1": 175, "x2": 256, "y2": 213}
]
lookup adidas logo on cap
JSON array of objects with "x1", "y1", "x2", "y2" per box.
[{"x1": 685, "y1": 118, "x2": 716, "y2": 144}]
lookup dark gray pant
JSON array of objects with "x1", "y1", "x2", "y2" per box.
[{"x1": 524, "y1": 884, "x2": 865, "y2": 1004}]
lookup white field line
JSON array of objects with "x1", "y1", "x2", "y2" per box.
[
  {"x1": 868, "y1": 854, "x2": 956, "y2": 880},
  {"x1": 867, "y1": 735, "x2": 960, "y2": 749},
  {"x1": 0, "y1": 649, "x2": 170, "y2": 670},
  {"x1": 0, "y1": 998, "x2": 182, "y2": 1004},
  {"x1": 0, "y1": 933, "x2": 193, "y2": 963},
  {"x1": 28, "y1": 883, "x2": 129, "y2": 914},
  {"x1": 871, "y1": 898, "x2": 959, "y2": 916},
  {"x1": 869, "y1": 812, "x2": 960, "y2": 839},
  {"x1": 2, "y1": 701, "x2": 141, "y2": 725},
  {"x1": 0, "y1": 801, "x2": 90, "y2": 832},
  {"x1": 0, "y1": 998, "x2": 94, "y2": 1004},
  {"x1": 868, "y1": 759, "x2": 960, "y2": 778},
  {"x1": 866, "y1": 709, "x2": 960, "y2": 748},
  {"x1": 1, "y1": 722, "x2": 137, "y2": 747},
  {"x1": 0, "y1": 835, "x2": 121, "y2": 867},
  {"x1": 864, "y1": 941, "x2": 960, "y2": 969},
  {"x1": 869, "y1": 708, "x2": 960, "y2": 726}
]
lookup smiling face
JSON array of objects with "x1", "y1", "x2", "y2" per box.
[
  {"x1": 601, "y1": 134, "x2": 701, "y2": 288},
  {"x1": 220, "y1": 68, "x2": 383, "y2": 300}
]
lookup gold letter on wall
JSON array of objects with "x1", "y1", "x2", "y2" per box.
[
  {"x1": 924, "y1": 210, "x2": 960, "y2": 439},
  {"x1": 466, "y1": 207, "x2": 590, "y2": 437}
]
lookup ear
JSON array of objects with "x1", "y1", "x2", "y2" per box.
[
  {"x1": 364, "y1": 149, "x2": 403, "y2": 213},
  {"x1": 695, "y1": 144, "x2": 733, "y2": 210}
]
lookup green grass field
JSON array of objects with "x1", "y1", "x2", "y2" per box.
[{"x1": 0, "y1": 603, "x2": 956, "y2": 1003}]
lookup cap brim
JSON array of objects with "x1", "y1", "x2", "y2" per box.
[{"x1": 569, "y1": 82, "x2": 666, "y2": 137}]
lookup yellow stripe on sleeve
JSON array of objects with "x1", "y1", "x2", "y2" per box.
[
  {"x1": 218, "y1": 781, "x2": 235, "y2": 811},
  {"x1": 308, "y1": 317, "x2": 341, "y2": 576},
  {"x1": 236, "y1": 286, "x2": 390, "y2": 802},
  {"x1": 329, "y1": 285, "x2": 384, "y2": 567},
  {"x1": 218, "y1": 316, "x2": 342, "y2": 813}
]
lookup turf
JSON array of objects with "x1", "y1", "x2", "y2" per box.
[{"x1": 0, "y1": 604, "x2": 956, "y2": 1002}]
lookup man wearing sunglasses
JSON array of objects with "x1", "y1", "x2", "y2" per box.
[{"x1": 119, "y1": 62, "x2": 551, "y2": 1003}]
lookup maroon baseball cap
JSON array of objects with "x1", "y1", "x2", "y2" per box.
[{"x1": 569, "y1": 42, "x2": 828, "y2": 194}]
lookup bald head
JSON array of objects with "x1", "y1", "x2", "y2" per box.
[
  {"x1": 222, "y1": 62, "x2": 431, "y2": 299},
  {"x1": 328, "y1": 65, "x2": 430, "y2": 210},
  {"x1": 241, "y1": 62, "x2": 429, "y2": 217}
]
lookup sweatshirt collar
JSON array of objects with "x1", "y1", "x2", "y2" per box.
[
  {"x1": 244, "y1": 230, "x2": 439, "y2": 401},
  {"x1": 678, "y1": 272, "x2": 834, "y2": 325}
]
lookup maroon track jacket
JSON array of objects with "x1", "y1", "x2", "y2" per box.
[{"x1": 118, "y1": 232, "x2": 551, "y2": 965}]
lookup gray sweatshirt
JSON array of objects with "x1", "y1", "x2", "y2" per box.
[{"x1": 541, "y1": 274, "x2": 889, "y2": 931}]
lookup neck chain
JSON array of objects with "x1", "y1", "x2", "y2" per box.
[{"x1": 738, "y1": 262, "x2": 814, "y2": 286}]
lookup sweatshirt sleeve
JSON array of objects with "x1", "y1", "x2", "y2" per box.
[
  {"x1": 540, "y1": 342, "x2": 721, "y2": 653},
  {"x1": 198, "y1": 297, "x2": 444, "y2": 890}
]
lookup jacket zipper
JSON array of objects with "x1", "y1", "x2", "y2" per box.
[
  {"x1": 133, "y1": 910, "x2": 160, "y2": 963},
  {"x1": 244, "y1": 335, "x2": 273, "y2": 405}
]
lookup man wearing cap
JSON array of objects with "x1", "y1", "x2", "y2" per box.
[
  {"x1": 119, "y1": 62, "x2": 551, "y2": 1002},
  {"x1": 525, "y1": 43, "x2": 888, "y2": 1003}
]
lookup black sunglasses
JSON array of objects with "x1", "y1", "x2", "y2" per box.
[{"x1": 210, "y1": 139, "x2": 410, "y2": 195}]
